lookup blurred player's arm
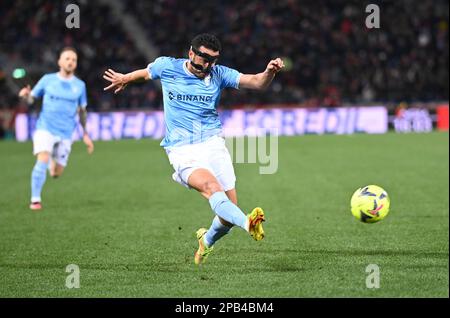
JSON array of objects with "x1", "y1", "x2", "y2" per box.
[
  {"x1": 78, "y1": 82, "x2": 94, "y2": 154},
  {"x1": 19, "y1": 75, "x2": 48, "y2": 104},
  {"x1": 18, "y1": 85, "x2": 34, "y2": 104},
  {"x1": 103, "y1": 68, "x2": 150, "y2": 94},
  {"x1": 239, "y1": 58, "x2": 284, "y2": 90},
  {"x1": 78, "y1": 107, "x2": 94, "y2": 154}
]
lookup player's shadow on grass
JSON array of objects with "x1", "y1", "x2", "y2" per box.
[{"x1": 1, "y1": 250, "x2": 446, "y2": 273}]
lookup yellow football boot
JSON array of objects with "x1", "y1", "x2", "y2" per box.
[
  {"x1": 194, "y1": 228, "x2": 214, "y2": 265},
  {"x1": 247, "y1": 207, "x2": 265, "y2": 241}
]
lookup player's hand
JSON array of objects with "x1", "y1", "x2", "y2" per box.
[
  {"x1": 103, "y1": 69, "x2": 127, "y2": 94},
  {"x1": 83, "y1": 133, "x2": 94, "y2": 154},
  {"x1": 19, "y1": 85, "x2": 31, "y2": 98},
  {"x1": 265, "y1": 58, "x2": 285, "y2": 74}
]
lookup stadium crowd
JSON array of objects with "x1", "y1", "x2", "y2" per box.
[
  {"x1": 128, "y1": 0, "x2": 449, "y2": 106},
  {"x1": 0, "y1": 0, "x2": 161, "y2": 114},
  {"x1": 0, "y1": 0, "x2": 448, "y2": 117}
]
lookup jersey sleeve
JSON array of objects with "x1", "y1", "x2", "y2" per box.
[
  {"x1": 147, "y1": 56, "x2": 173, "y2": 80},
  {"x1": 217, "y1": 65, "x2": 241, "y2": 89},
  {"x1": 30, "y1": 75, "x2": 49, "y2": 98},
  {"x1": 79, "y1": 83, "x2": 87, "y2": 108}
]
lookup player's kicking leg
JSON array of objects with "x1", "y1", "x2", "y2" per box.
[{"x1": 188, "y1": 168, "x2": 265, "y2": 264}]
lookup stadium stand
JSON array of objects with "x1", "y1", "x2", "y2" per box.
[{"x1": 0, "y1": 0, "x2": 448, "y2": 114}]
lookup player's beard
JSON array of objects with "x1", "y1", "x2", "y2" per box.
[
  {"x1": 194, "y1": 69, "x2": 207, "y2": 78},
  {"x1": 190, "y1": 61, "x2": 211, "y2": 78}
]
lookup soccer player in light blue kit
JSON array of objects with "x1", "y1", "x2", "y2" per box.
[
  {"x1": 103, "y1": 34, "x2": 284, "y2": 264},
  {"x1": 19, "y1": 47, "x2": 94, "y2": 211}
]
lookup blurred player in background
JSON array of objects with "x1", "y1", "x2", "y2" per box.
[
  {"x1": 103, "y1": 34, "x2": 284, "y2": 264},
  {"x1": 18, "y1": 47, "x2": 94, "y2": 211}
]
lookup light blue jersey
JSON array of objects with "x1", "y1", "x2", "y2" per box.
[
  {"x1": 31, "y1": 73, "x2": 87, "y2": 139},
  {"x1": 147, "y1": 57, "x2": 241, "y2": 147}
]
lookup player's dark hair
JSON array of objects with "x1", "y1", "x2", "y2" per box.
[
  {"x1": 60, "y1": 46, "x2": 77, "y2": 56},
  {"x1": 191, "y1": 34, "x2": 221, "y2": 52}
]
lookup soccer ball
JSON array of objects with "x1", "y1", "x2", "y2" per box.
[{"x1": 351, "y1": 185, "x2": 390, "y2": 223}]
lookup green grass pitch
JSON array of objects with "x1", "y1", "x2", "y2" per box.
[{"x1": 0, "y1": 132, "x2": 448, "y2": 297}]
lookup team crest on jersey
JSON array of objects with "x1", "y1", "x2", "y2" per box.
[
  {"x1": 72, "y1": 86, "x2": 78, "y2": 93},
  {"x1": 204, "y1": 75, "x2": 211, "y2": 86}
]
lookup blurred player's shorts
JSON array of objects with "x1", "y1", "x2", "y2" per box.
[
  {"x1": 32, "y1": 129, "x2": 72, "y2": 166},
  {"x1": 165, "y1": 135, "x2": 236, "y2": 191}
]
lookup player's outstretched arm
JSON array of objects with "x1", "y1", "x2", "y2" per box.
[
  {"x1": 103, "y1": 68, "x2": 150, "y2": 94},
  {"x1": 18, "y1": 85, "x2": 34, "y2": 104},
  {"x1": 239, "y1": 58, "x2": 285, "y2": 90}
]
